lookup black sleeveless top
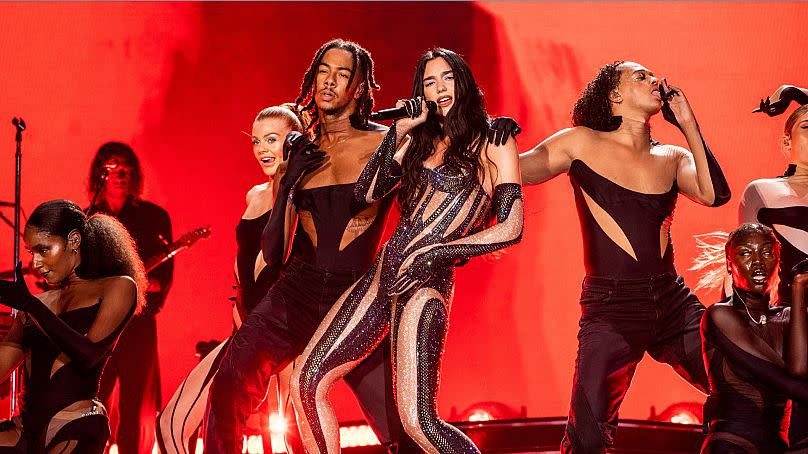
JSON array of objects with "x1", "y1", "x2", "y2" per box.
[
  {"x1": 291, "y1": 183, "x2": 393, "y2": 273},
  {"x1": 20, "y1": 302, "x2": 121, "y2": 432},
  {"x1": 235, "y1": 211, "x2": 276, "y2": 314},
  {"x1": 568, "y1": 159, "x2": 678, "y2": 279}
]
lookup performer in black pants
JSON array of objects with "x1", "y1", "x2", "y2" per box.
[
  {"x1": 204, "y1": 39, "x2": 419, "y2": 454},
  {"x1": 518, "y1": 61, "x2": 731, "y2": 453},
  {"x1": 740, "y1": 85, "x2": 808, "y2": 450},
  {"x1": 86, "y1": 142, "x2": 173, "y2": 454}
]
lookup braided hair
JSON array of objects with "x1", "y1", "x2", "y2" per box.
[{"x1": 295, "y1": 39, "x2": 380, "y2": 133}]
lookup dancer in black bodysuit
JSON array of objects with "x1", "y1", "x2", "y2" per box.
[
  {"x1": 519, "y1": 61, "x2": 731, "y2": 453},
  {"x1": 204, "y1": 39, "x2": 418, "y2": 453},
  {"x1": 290, "y1": 48, "x2": 523, "y2": 454},
  {"x1": 0, "y1": 200, "x2": 145, "y2": 452},
  {"x1": 157, "y1": 106, "x2": 301, "y2": 454},
  {"x1": 739, "y1": 85, "x2": 808, "y2": 450},
  {"x1": 700, "y1": 223, "x2": 808, "y2": 453}
]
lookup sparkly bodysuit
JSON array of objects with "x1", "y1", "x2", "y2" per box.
[{"x1": 291, "y1": 124, "x2": 524, "y2": 454}]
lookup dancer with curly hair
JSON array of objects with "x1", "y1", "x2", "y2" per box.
[
  {"x1": 0, "y1": 200, "x2": 145, "y2": 452},
  {"x1": 519, "y1": 61, "x2": 731, "y2": 453}
]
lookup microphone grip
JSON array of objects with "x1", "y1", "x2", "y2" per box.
[{"x1": 369, "y1": 101, "x2": 437, "y2": 121}]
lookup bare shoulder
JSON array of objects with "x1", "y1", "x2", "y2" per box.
[
  {"x1": 746, "y1": 177, "x2": 787, "y2": 192},
  {"x1": 704, "y1": 302, "x2": 741, "y2": 329},
  {"x1": 101, "y1": 275, "x2": 137, "y2": 297},
  {"x1": 246, "y1": 182, "x2": 270, "y2": 205},
  {"x1": 550, "y1": 126, "x2": 598, "y2": 156}
]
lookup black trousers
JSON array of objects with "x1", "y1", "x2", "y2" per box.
[
  {"x1": 204, "y1": 258, "x2": 416, "y2": 453},
  {"x1": 99, "y1": 314, "x2": 161, "y2": 454},
  {"x1": 561, "y1": 273, "x2": 709, "y2": 453}
]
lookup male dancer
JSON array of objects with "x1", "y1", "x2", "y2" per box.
[
  {"x1": 86, "y1": 142, "x2": 172, "y2": 454},
  {"x1": 204, "y1": 39, "x2": 418, "y2": 453},
  {"x1": 518, "y1": 61, "x2": 730, "y2": 453}
]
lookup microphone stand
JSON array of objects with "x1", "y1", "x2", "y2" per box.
[
  {"x1": 86, "y1": 169, "x2": 110, "y2": 215},
  {"x1": 9, "y1": 117, "x2": 25, "y2": 417}
]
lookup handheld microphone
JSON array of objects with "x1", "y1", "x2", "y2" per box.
[{"x1": 369, "y1": 100, "x2": 437, "y2": 121}]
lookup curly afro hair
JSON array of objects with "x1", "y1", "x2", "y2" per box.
[{"x1": 572, "y1": 61, "x2": 624, "y2": 131}]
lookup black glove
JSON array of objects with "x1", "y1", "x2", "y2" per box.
[
  {"x1": 753, "y1": 86, "x2": 808, "y2": 117},
  {"x1": 660, "y1": 84, "x2": 682, "y2": 129},
  {"x1": 792, "y1": 259, "x2": 808, "y2": 279},
  {"x1": 488, "y1": 117, "x2": 522, "y2": 146},
  {"x1": 0, "y1": 262, "x2": 38, "y2": 312},
  {"x1": 280, "y1": 132, "x2": 325, "y2": 188}
]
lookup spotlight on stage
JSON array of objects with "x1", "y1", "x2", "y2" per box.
[
  {"x1": 650, "y1": 402, "x2": 703, "y2": 425},
  {"x1": 269, "y1": 412, "x2": 288, "y2": 453},
  {"x1": 454, "y1": 401, "x2": 524, "y2": 422},
  {"x1": 339, "y1": 423, "x2": 381, "y2": 447}
]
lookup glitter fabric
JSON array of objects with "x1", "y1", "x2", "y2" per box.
[{"x1": 291, "y1": 125, "x2": 524, "y2": 454}]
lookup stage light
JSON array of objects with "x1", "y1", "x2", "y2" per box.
[
  {"x1": 269, "y1": 412, "x2": 288, "y2": 453},
  {"x1": 339, "y1": 424, "x2": 381, "y2": 447},
  {"x1": 195, "y1": 438, "x2": 204, "y2": 454},
  {"x1": 467, "y1": 409, "x2": 493, "y2": 422},
  {"x1": 457, "y1": 401, "x2": 522, "y2": 422},
  {"x1": 269, "y1": 411, "x2": 288, "y2": 434},
  {"x1": 245, "y1": 435, "x2": 264, "y2": 454},
  {"x1": 650, "y1": 402, "x2": 703, "y2": 425},
  {"x1": 109, "y1": 444, "x2": 119, "y2": 454}
]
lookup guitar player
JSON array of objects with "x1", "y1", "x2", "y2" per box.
[{"x1": 86, "y1": 142, "x2": 172, "y2": 454}]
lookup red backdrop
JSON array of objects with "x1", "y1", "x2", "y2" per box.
[{"x1": 1, "y1": 2, "x2": 806, "y2": 423}]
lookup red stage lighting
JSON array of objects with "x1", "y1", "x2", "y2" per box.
[{"x1": 650, "y1": 402, "x2": 703, "y2": 425}]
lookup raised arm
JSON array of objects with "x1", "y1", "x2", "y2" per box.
[
  {"x1": 355, "y1": 99, "x2": 424, "y2": 203},
  {"x1": 261, "y1": 134, "x2": 325, "y2": 267},
  {"x1": 354, "y1": 122, "x2": 407, "y2": 203},
  {"x1": 518, "y1": 127, "x2": 578, "y2": 186},
  {"x1": 391, "y1": 136, "x2": 523, "y2": 295},
  {"x1": 0, "y1": 268, "x2": 137, "y2": 369},
  {"x1": 660, "y1": 80, "x2": 731, "y2": 207},
  {"x1": 702, "y1": 304, "x2": 808, "y2": 404}
]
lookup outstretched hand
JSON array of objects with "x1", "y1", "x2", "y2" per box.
[
  {"x1": 488, "y1": 117, "x2": 522, "y2": 146},
  {"x1": 280, "y1": 132, "x2": 326, "y2": 188},
  {"x1": 660, "y1": 78, "x2": 695, "y2": 130},
  {"x1": 753, "y1": 85, "x2": 808, "y2": 117},
  {"x1": 0, "y1": 262, "x2": 37, "y2": 312}
]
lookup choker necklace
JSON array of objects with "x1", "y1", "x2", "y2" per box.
[{"x1": 735, "y1": 293, "x2": 767, "y2": 325}]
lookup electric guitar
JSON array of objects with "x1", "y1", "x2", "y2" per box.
[{"x1": 143, "y1": 226, "x2": 211, "y2": 272}]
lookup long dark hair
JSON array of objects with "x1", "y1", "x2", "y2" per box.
[
  {"x1": 27, "y1": 199, "x2": 146, "y2": 312},
  {"x1": 295, "y1": 39, "x2": 379, "y2": 133},
  {"x1": 572, "y1": 61, "x2": 624, "y2": 131},
  {"x1": 398, "y1": 48, "x2": 490, "y2": 212},
  {"x1": 87, "y1": 142, "x2": 143, "y2": 201}
]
